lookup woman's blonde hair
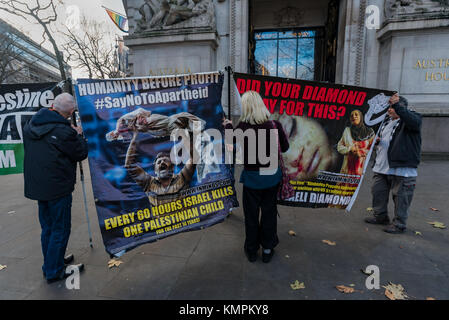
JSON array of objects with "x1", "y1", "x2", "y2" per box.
[{"x1": 239, "y1": 91, "x2": 271, "y2": 125}]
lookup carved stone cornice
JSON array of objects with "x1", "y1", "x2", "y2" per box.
[
  {"x1": 384, "y1": 0, "x2": 449, "y2": 22},
  {"x1": 124, "y1": 0, "x2": 216, "y2": 36}
]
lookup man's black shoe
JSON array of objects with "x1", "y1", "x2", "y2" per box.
[
  {"x1": 46, "y1": 271, "x2": 69, "y2": 284},
  {"x1": 73, "y1": 263, "x2": 85, "y2": 273},
  {"x1": 244, "y1": 249, "x2": 257, "y2": 263},
  {"x1": 46, "y1": 264, "x2": 84, "y2": 284},
  {"x1": 64, "y1": 254, "x2": 74, "y2": 265},
  {"x1": 43, "y1": 254, "x2": 75, "y2": 278},
  {"x1": 364, "y1": 217, "x2": 390, "y2": 225},
  {"x1": 383, "y1": 225, "x2": 405, "y2": 234},
  {"x1": 262, "y1": 249, "x2": 274, "y2": 263}
]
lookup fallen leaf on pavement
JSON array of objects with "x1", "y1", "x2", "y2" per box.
[
  {"x1": 430, "y1": 207, "x2": 439, "y2": 211},
  {"x1": 290, "y1": 280, "x2": 305, "y2": 290},
  {"x1": 0, "y1": 265, "x2": 6, "y2": 271},
  {"x1": 288, "y1": 230, "x2": 296, "y2": 236},
  {"x1": 384, "y1": 288, "x2": 395, "y2": 300},
  {"x1": 428, "y1": 221, "x2": 446, "y2": 229},
  {"x1": 414, "y1": 231, "x2": 422, "y2": 236},
  {"x1": 426, "y1": 297, "x2": 436, "y2": 300},
  {"x1": 108, "y1": 258, "x2": 123, "y2": 268},
  {"x1": 383, "y1": 282, "x2": 408, "y2": 300},
  {"x1": 322, "y1": 240, "x2": 336, "y2": 246},
  {"x1": 336, "y1": 285, "x2": 355, "y2": 293}
]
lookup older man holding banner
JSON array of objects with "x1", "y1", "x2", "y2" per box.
[{"x1": 23, "y1": 93, "x2": 88, "y2": 283}]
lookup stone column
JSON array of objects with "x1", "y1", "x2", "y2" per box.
[
  {"x1": 338, "y1": 0, "x2": 368, "y2": 86},
  {"x1": 230, "y1": 0, "x2": 249, "y2": 74},
  {"x1": 229, "y1": 0, "x2": 249, "y2": 117}
]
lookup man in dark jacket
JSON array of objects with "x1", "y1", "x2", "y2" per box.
[
  {"x1": 365, "y1": 93, "x2": 422, "y2": 234},
  {"x1": 23, "y1": 93, "x2": 88, "y2": 283}
]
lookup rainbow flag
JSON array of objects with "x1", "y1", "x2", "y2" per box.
[{"x1": 104, "y1": 7, "x2": 128, "y2": 33}]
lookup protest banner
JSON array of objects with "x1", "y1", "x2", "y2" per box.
[
  {"x1": 233, "y1": 72, "x2": 395, "y2": 210},
  {"x1": 0, "y1": 82, "x2": 61, "y2": 175},
  {"x1": 74, "y1": 72, "x2": 238, "y2": 255}
]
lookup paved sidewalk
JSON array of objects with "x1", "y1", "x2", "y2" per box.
[{"x1": 1, "y1": 160, "x2": 448, "y2": 300}]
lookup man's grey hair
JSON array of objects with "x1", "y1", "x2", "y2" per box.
[{"x1": 53, "y1": 93, "x2": 76, "y2": 115}]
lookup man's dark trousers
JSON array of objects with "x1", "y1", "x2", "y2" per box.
[
  {"x1": 372, "y1": 173, "x2": 416, "y2": 230},
  {"x1": 242, "y1": 185, "x2": 279, "y2": 253},
  {"x1": 38, "y1": 194, "x2": 72, "y2": 279}
]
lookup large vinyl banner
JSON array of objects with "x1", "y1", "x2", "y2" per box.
[
  {"x1": 0, "y1": 82, "x2": 61, "y2": 175},
  {"x1": 74, "y1": 72, "x2": 238, "y2": 255},
  {"x1": 234, "y1": 72, "x2": 394, "y2": 210}
]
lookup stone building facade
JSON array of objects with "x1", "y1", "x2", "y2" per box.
[{"x1": 122, "y1": 0, "x2": 449, "y2": 154}]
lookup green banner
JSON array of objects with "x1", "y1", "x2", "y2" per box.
[{"x1": 0, "y1": 143, "x2": 23, "y2": 175}]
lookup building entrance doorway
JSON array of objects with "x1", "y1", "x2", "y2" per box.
[
  {"x1": 253, "y1": 29, "x2": 323, "y2": 81},
  {"x1": 248, "y1": 0, "x2": 339, "y2": 82}
]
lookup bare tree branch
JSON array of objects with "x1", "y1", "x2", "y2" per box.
[
  {"x1": 61, "y1": 16, "x2": 125, "y2": 79},
  {"x1": 0, "y1": 0, "x2": 67, "y2": 80}
]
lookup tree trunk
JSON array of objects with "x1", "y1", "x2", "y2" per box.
[{"x1": 34, "y1": 13, "x2": 67, "y2": 81}]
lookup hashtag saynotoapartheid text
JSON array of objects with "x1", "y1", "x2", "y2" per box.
[{"x1": 94, "y1": 87, "x2": 209, "y2": 110}]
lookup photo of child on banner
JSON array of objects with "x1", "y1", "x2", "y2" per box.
[
  {"x1": 233, "y1": 72, "x2": 394, "y2": 210},
  {"x1": 74, "y1": 72, "x2": 238, "y2": 255}
]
